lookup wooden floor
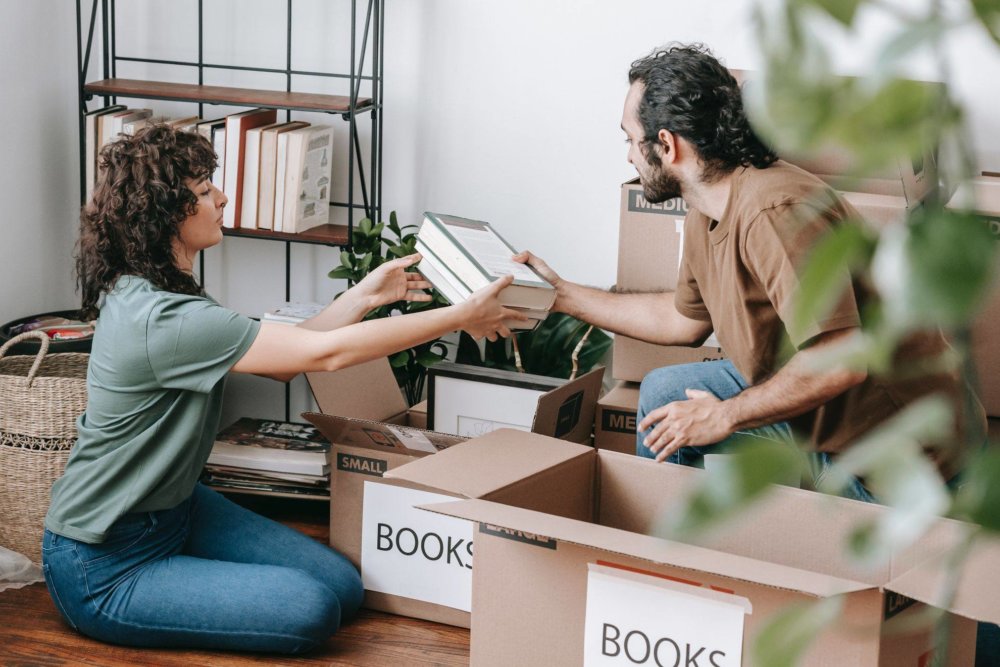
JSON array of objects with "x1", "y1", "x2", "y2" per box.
[{"x1": 0, "y1": 494, "x2": 470, "y2": 666}]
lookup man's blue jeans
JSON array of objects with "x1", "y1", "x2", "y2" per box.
[
  {"x1": 635, "y1": 358, "x2": 997, "y2": 665},
  {"x1": 41, "y1": 483, "x2": 363, "y2": 654}
]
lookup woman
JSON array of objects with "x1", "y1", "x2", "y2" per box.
[{"x1": 41, "y1": 124, "x2": 522, "y2": 654}]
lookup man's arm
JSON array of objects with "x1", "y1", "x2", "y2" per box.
[
  {"x1": 514, "y1": 251, "x2": 712, "y2": 346},
  {"x1": 639, "y1": 328, "x2": 867, "y2": 461}
]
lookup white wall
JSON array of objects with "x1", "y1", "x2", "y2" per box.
[
  {"x1": 0, "y1": 2, "x2": 80, "y2": 325},
  {"x1": 2, "y1": 0, "x2": 999, "y2": 423}
]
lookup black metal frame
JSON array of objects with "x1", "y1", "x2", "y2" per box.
[
  {"x1": 75, "y1": 0, "x2": 385, "y2": 241},
  {"x1": 76, "y1": 0, "x2": 385, "y2": 422}
]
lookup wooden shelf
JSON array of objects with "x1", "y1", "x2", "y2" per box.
[
  {"x1": 84, "y1": 78, "x2": 373, "y2": 115},
  {"x1": 222, "y1": 223, "x2": 350, "y2": 247}
]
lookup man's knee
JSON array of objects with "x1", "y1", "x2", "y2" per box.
[{"x1": 638, "y1": 365, "x2": 692, "y2": 416}]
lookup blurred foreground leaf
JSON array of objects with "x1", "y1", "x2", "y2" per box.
[
  {"x1": 972, "y1": 0, "x2": 1000, "y2": 45},
  {"x1": 819, "y1": 395, "x2": 952, "y2": 562},
  {"x1": 665, "y1": 439, "x2": 806, "y2": 540},
  {"x1": 792, "y1": 220, "x2": 874, "y2": 343},
  {"x1": 953, "y1": 448, "x2": 1000, "y2": 533},
  {"x1": 754, "y1": 596, "x2": 845, "y2": 667},
  {"x1": 872, "y1": 207, "x2": 998, "y2": 334}
]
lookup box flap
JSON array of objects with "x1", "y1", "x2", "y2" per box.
[
  {"x1": 946, "y1": 177, "x2": 1000, "y2": 216},
  {"x1": 302, "y1": 411, "x2": 465, "y2": 455},
  {"x1": 887, "y1": 531, "x2": 1000, "y2": 625},
  {"x1": 385, "y1": 429, "x2": 593, "y2": 499},
  {"x1": 423, "y1": 499, "x2": 875, "y2": 598},
  {"x1": 532, "y1": 366, "x2": 605, "y2": 443},
  {"x1": 305, "y1": 357, "x2": 407, "y2": 421},
  {"x1": 599, "y1": 382, "x2": 640, "y2": 411}
]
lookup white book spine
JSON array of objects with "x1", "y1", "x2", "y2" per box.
[
  {"x1": 273, "y1": 132, "x2": 292, "y2": 233},
  {"x1": 240, "y1": 129, "x2": 263, "y2": 230}
]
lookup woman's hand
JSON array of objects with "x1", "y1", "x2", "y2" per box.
[
  {"x1": 459, "y1": 275, "x2": 528, "y2": 342},
  {"x1": 355, "y1": 254, "x2": 433, "y2": 310}
]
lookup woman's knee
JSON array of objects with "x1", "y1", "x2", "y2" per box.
[{"x1": 284, "y1": 570, "x2": 345, "y2": 646}]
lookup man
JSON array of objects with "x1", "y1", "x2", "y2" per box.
[{"x1": 515, "y1": 43, "x2": 980, "y2": 496}]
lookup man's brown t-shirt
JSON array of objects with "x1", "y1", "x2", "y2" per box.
[{"x1": 674, "y1": 160, "x2": 979, "y2": 479}]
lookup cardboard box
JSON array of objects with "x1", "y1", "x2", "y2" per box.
[
  {"x1": 422, "y1": 446, "x2": 994, "y2": 666},
  {"x1": 614, "y1": 180, "x2": 727, "y2": 382},
  {"x1": 951, "y1": 176, "x2": 1000, "y2": 416},
  {"x1": 594, "y1": 381, "x2": 639, "y2": 455},
  {"x1": 302, "y1": 359, "x2": 603, "y2": 626}
]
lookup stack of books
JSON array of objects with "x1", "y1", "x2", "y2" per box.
[
  {"x1": 84, "y1": 105, "x2": 333, "y2": 235},
  {"x1": 414, "y1": 212, "x2": 555, "y2": 330},
  {"x1": 202, "y1": 418, "x2": 331, "y2": 500},
  {"x1": 262, "y1": 301, "x2": 325, "y2": 325}
]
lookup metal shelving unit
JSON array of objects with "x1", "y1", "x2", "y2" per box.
[{"x1": 75, "y1": 0, "x2": 385, "y2": 422}]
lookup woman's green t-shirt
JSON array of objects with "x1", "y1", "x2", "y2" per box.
[{"x1": 45, "y1": 276, "x2": 260, "y2": 543}]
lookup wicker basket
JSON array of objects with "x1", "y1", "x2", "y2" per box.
[{"x1": 0, "y1": 331, "x2": 88, "y2": 564}]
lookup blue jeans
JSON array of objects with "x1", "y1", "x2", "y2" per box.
[
  {"x1": 636, "y1": 359, "x2": 996, "y2": 664},
  {"x1": 41, "y1": 484, "x2": 363, "y2": 654}
]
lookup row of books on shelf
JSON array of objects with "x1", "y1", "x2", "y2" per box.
[
  {"x1": 203, "y1": 418, "x2": 331, "y2": 499},
  {"x1": 84, "y1": 105, "x2": 333, "y2": 234}
]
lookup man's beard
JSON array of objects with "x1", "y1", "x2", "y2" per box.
[{"x1": 641, "y1": 162, "x2": 683, "y2": 203}]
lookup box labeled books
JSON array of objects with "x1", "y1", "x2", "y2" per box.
[{"x1": 203, "y1": 418, "x2": 331, "y2": 499}]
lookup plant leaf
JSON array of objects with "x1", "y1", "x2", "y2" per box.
[
  {"x1": 327, "y1": 266, "x2": 354, "y2": 280},
  {"x1": 817, "y1": 395, "x2": 952, "y2": 562},
  {"x1": 792, "y1": 220, "x2": 873, "y2": 343},
  {"x1": 972, "y1": 0, "x2": 1000, "y2": 45},
  {"x1": 359, "y1": 217, "x2": 373, "y2": 236},
  {"x1": 416, "y1": 348, "x2": 446, "y2": 367},
  {"x1": 953, "y1": 448, "x2": 1000, "y2": 533},
  {"x1": 872, "y1": 207, "x2": 998, "y2": 333},
  {"x1": 663, "y1": 438, "x2": 807, "y2": 540},
  {"x1": 877, "y1": 19, "x2": 946, "y2": 73},
  {"x1": 388, "y1": 351, "x2": 410, "y2": 368},
  {"x1": 754, "y1": 596, "x2": 845, "y2": 667},
  {"x1": 802, "y1": 0, "x2": 862, "y2": 26}
]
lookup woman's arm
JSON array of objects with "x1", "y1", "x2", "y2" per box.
[
  {"x1": 298, "y1": 254, "x2": 432, "y2": 332},
  {"x1": 232, "y1": 275, "x2": 524, "y2": 380}
]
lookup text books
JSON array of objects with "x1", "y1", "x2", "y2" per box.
[
  {"x1": 416, "y1": 212, "x2": 555, "y2": 328},
  {"x1": 206, "y1": 417, "x2": 330, "y2": 478}
]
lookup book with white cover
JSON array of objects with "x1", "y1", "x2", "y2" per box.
[
  {"x1": 418, "y1": 212, "x2": 556, "y2": 310},
  {"x1": 240, "y1": 122, "x2": 286, "y2": 230},
  {"x1": 414, "y1": 239, "x2": 542, "y2": 331},
  {"x1": 281, "y1": 125, "x2": 333, "y2": 233},
  {"x1": 222, "y1": 108, "x2": 277, "y2": 228},
  {"x1": 258, "y1": 121, "x2": 309, "y2": 230}
]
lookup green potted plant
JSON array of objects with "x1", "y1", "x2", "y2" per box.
[
  {"x1": 328, "y1": 212, "x2": 449, "y2": 406},
  {"x1": 330, "y1": 212, "x2": 612, "y2": 402}
]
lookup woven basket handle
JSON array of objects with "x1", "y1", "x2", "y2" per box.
[{"x1": 0, "y1": 330, "x2": 51, "y2": 388}]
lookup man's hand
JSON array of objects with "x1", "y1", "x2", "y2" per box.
[
  {"x1": 355, "y1": 254, "x2": 433, "y2": 310},
  {"x1": 512, "y1": 250, "x2": 567, "y2": 311},
  {"x1": 638, "y1": 389, "x2": 736, "y2": 462}
]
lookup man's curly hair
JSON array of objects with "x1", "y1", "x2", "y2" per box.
[
  {"x1": 628, "y1": 43, "x2": 777, "y2": 181},
  {"x1": 76, "y1": 124, "x2": 218, "y2": 319}
]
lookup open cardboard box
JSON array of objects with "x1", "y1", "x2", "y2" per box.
[
  {"x1": 614, "y1": 180, "x2": 726, "y2": 383},
  {"x1": 594, "y1": 380, "x2": 640, "y2": 455},
  {"x1": 415, "y1": 440, "x2": 997, "y2": 666},
  {"x1": 302, "y1": 358, "x2": 603, "y2": 626}
]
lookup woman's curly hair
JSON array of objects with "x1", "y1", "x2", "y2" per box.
[
  {"x1": 628, "y1": 43, "x2": 777, "y2": 181},
  {"x1": 76, "y1": 124, "x2": 218, "y2": 319}
]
